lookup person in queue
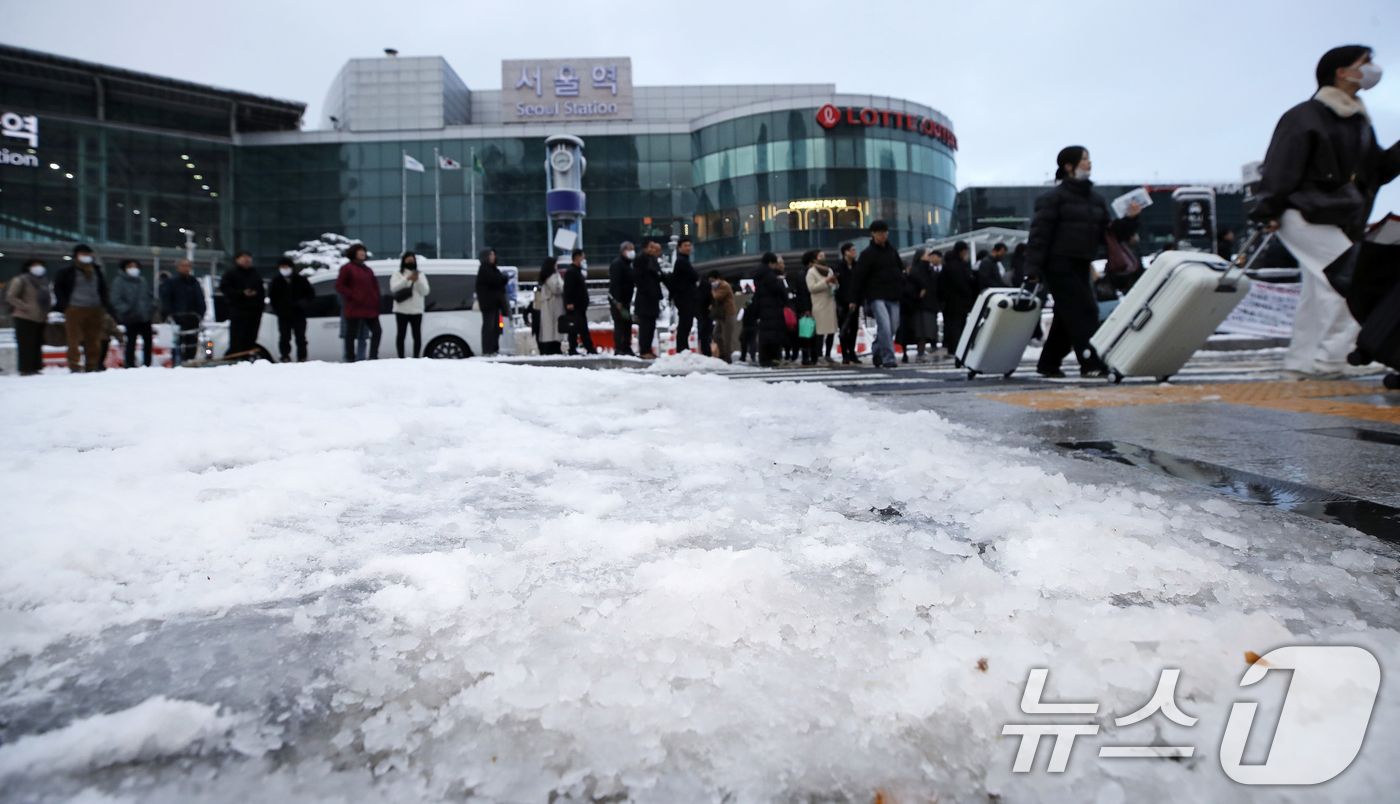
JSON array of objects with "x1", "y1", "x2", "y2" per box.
[
  {"x1": 1026, "y1": 146, "x2": 1142, "y2": 378},
  {"x1": 110, "y1": 259, "x2": 155, "y2": 368},
  {"x1": 219, "y1": 250, "x2": 266, "y2": 357},
  {"x1": 938, "y1": 242, "x2": 979, "y2": 360},
  {"x1": 805, "y1": 249, "x2": 839, "y2": 365},
  {"x1": 708, "y1": 270, "x2": 738, "y2": 363},
  {"x1": 752, "y1": 252, "x2": 792, "y2": 368},
  {"x1": 270, "y1": 256, "x2": 314, "y2": 362},
  {"x1": 475, "y1": 248, "x2": 508, "y2": 356},
  {"x1": 564, "y1": 248, "x2": 596, "y2": 355},
  {"x1": 1252, "y1": 44, "x2": 1399, "y2": 380},
  {"x1": 534, "y1": 256, "x2": 565, "y2": 355},
  {"x1": 389, "y1": 252, "x2": 430, "y2": 359},
  {"x1": 336, "y1": 243, "x2": 381, "y2": 362},
  {"x1": 52, "y1": 244, "x2": 114, "y2": 372},
  {"x1": 6, "y1": 258, "x2": 52, "y2": 375},
  {"x1": 608, "y1": 242, "x2": 636, "y2": 356},
  {"x1": 908, "y1": 248, "x2": 942, "y2": 362},
  {"x1": 160, "y1": 258, "x2": 206, "y2": 365},
  {"x1": 668, "y1": 237, "x2": 699, "y2": 352},
  {"x1": 632, "y1": 240, "x2": 665, "y2": 359}
]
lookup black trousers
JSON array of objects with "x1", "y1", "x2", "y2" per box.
[
  {"x1": 697, "y1": 314, "x2": 714, "y2": 356},
  {"x1": 568, "y1": 313, "x2": 596, "y2": 354},
  {"x1": 279, "y1": 315, "x2": 308, "y2": 361},
  {"x1": 123, "y1": 320, "x2": 153, "y2": 368},
  {"x1": 635, "y1": 314, "x2": 657, "y2": 356},
  {"x1": 171, "y1": 312, "x2": 201, "y2": 363},
  {"x1": 1038, "y1": 255, "x2": 1103, "y2": 372},
  {"x1": 740, "y1": 318, "x2": 759, "y2": 360},
  {"x1": 15, "y1": 317, "x2": 43, "y2": 374},
  {"x1": 838, "y1": 305, "x2": 860, "y2": 362},
  {"x1": 675, "y1": 304, "x2": 695, "y2": 351},
  {"x1": 344, "y1": 317, "x2": 382, "y2": 362},
  {"x1": 759, "y1": 342, "x2": 784, "y2": 367},
  {"x1": 943, "y1": 311, "x2": 969, "y2": 354},
  {"x1": 227, "y1": 313, "x2": 260, "y2": 356},
  {"x1": 395, "y1": 313, "x2": 422, "y2": 358},
  {"x1": 480, "y1": 307, "x2": 502, "y2": 355},
  {"x1": 611, "y1": 307, "x2": 634, "y2": 355}
]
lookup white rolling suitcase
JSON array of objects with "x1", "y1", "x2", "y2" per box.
[
  {"x1": 955, "y1": 285, "x2": 1043, "y2": 379},
  {"x1": 1090, "y1": 251, "x2": 1251, "y2": 383}
]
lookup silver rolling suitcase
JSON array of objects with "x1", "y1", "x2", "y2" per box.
[
  {"x1": 1090, "y1": 251, "x2": 1251, "y2": 383},
  {"x1": 955, "y1": 285, "x2": 1042, "y2": 380}
]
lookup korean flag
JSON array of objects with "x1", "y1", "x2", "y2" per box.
[{"x1": 438, "y1": 155, "x2": 462, "y2": 170}]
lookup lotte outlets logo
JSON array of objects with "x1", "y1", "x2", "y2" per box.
[{"x1": 816, "y1": 104, "x2": 841, "y2": 129}]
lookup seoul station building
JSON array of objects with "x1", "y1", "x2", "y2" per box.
[{"x1": 0, "y1": 44, "x2": 957, "y2": 276}]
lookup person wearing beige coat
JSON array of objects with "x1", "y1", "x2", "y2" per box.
[{"x1": 806, "y1": 258, "x2": 840, "y2": 362}]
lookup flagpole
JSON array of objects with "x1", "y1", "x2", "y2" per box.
[
  {"x1": 401, "y1": 150, "x2": 407, "y2": 255},
  {"x1": 470, "y1": 146, "x2": 477, "y2": 258},
  {"x1": 434, "y1": 147, "x2": 442, "y2": 259}
]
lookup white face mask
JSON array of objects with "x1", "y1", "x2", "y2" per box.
[
  {"x1": 29, "y1": 265, "x2": 46, "y2": 277},
  {"x1": 1358, "y1": 62, "x2": 1383, "y2": 90},
  {"x1": 623, "y1": 250, "x2": 635, "y2": 260},
  {"x1": 279, "y1": 267, "x2": 293, "y2": 277},
  {"x1": 125, "y1": 267, "x2": 140, "y2": 277},
  {"x1": 77, "y1": 254, "x2": 94, "y2": 264},
  {"x1": 1073, "y1": 168, "x2": 1092, "y2": 181},
  {"x1": 580, "y1": 259, "x2": 588, "y2": 270}
]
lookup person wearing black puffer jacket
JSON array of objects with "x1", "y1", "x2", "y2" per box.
[
  {"x1": 1026, "y1": 146, "x2": 1141, "y2": 378},
  {"x1": 218, "y1": 251, "x2": 266, "y2": 357},
  {"x1": 476, "y1": 248, "x2": 509, "y2": 355},
  {"x1": 938, "y1": 242, "x2": 979, "y2": 359},
  {"x1": 1252, "y1": 45, "x2": 1400, "y2": 380},
  {"x1": 752, "y1": 252, "x2": 792, "y2": 368},
  {"x1": 852, "y1": 220, "x2": 905, "y2": 368},
  {"x1": 785, "y1": 254, "x2": 814, "y2": 364}
]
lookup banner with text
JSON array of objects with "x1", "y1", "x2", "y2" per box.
[{"x1": 1219, "y1": 280, "x2": 1299, "y2": 339}]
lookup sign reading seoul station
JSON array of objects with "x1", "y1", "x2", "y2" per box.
[
  {"x1": 502, "y1": 58, "x2": 634, "y2": 122},
  {"x1": 815, "y1": 103, "x2": 957, "y2": 150}
]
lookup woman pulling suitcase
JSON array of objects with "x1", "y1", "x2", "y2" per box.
[{"x1": 1026, "y1": 146, "x2": 1142, "y2": 378}]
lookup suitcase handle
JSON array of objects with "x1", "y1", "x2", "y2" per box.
[
  {"x1": 1215, "y1": 263, "x2": 1246, "y2": 293},
  {"x1": 1130, "y1": 307, "x2": 1152, "y2": 331}
]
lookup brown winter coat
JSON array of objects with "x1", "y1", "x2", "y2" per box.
[{"x1": 711, "y1": 279, "x2": 737, "y2": 318}]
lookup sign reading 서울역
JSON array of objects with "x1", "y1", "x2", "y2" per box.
[{"x1": 502, "y1": 58, "x2": 633, "y2": 123}]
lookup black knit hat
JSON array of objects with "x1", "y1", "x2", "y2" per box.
[
  {"x1": 1316, "y1": 45, "x2": 1371, "y2": 88},
  {"x1": 72, "y1": 243, "x2": 93, "y2": 255}
]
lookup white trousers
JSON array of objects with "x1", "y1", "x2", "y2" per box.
[{"x1": 1277, "y1": 209, "x2": 1359, "y2": 372}]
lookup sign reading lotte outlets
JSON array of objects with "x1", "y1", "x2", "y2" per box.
[
  {"x1": 816, "y1": 103, "x2": 957, "y2": 151},
  {"x1": 502, "y1": 58, "x2": 633, "y2": 122}
]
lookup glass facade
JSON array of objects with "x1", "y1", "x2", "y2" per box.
[
  {"x1": 0, "y1": 118, "x2": 232, "y2": 254},
  {"x1": 236, "y1": 134, "x2": 697, "y2": 268},
  {"x1": 690, "y1": 108, "x2": 956, "y2": 260}
]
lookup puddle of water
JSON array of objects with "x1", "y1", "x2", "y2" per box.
[
  {"x1": 1059, "y1": 440, "x2": 1400, "y2": 543},
  {"x1": 1301, "y1": 427, "x2": 1400, "y2": 447}
]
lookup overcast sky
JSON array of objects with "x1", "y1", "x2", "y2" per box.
[{"x1": 8, "y1": 0, "x2": 1400, "y2": 219}]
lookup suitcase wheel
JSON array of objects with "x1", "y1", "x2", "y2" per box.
[
  {"x1": 1384, "y1": 373, "x2": 1400, "y2": 391},
  {"x1": 967, "y1": 369, "x2": 977, "y2": 381},
  {"x1": 1156, "y1": 375, "x2": 1172, "y2": 383},
  {"x1": 1003, "y1": 370, "x2": 1014, "y2": 379},
  {"x1": 1112, "y1": 371, "x2": 1124, "y2": 385}
]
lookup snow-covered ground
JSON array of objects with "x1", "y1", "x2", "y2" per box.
[{"x1": 1, "y1": 360, "x2": 1398, "y2": 802}]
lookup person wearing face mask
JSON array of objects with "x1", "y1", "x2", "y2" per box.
[
  {"x1": 708, "y1": 270, "x2": 738, "y2": 363},
  {"x1": 1025, "y1": 146, "x2": 1142, "y2": 378},
  {"x1": 1252, "y1": 45, "x2": 1400, "y2": 380},
  {"x1": 219, "y1": 250, "x2": 267, "y2": 357},
  {"x1": 270, "y1": 257, "x2": 315, "y2": 362},
  {"x1": 608, "y1": 242, "x2": 636, "y2": 356},
  {"x1": 6, "y1": 259, "x2": 53, "y2": 375},
  {"x1": 562, "y1": 249, "x2": 596, "y2": 356},
  {"x1": 52, "y1": 244, "x2": 115, "y2": 372},
  {"x1": 110, "y1": 259, "x2": 156, "y2": 368}
]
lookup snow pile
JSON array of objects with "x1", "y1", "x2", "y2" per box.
[
  {"x1": 1, "y1": 361, "x2": 1398, "y2": 802},
  {"x1": 640, "y1": 351, "x2": 744, "y2": 373},
  {"x1": 283, "y1": 233, "x2": 369, "y2": 273},
  {"x1": 0, "y1": 697, "x2": 238, "y2": 779}
]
